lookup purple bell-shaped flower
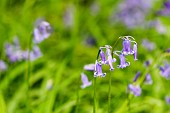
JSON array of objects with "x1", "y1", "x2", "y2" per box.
[{"x1": 94, "y1": 60, "x2": 106, "y2": 77}]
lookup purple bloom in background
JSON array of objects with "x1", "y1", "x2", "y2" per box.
[
  {"x1": 166, "y1": 48, "x2": 170, "y2": 53},
  {"x1": 83, "y1": 64, "x2": 95, "y2": 71},
  {"x1": 158, "y1": 0, "x2": 170, "y2": 16},
  {"x1": 128, "y1": 84, "x2": 141, "y2": 96},
  {"x1": 105, "y1": 45, "x2": 116, "y2": 70},
  {"x1": 0, "y1": 60, "x2": 7, "y2": 72},
  {"x1": 81, "y1": 73, "x2": 92, "y2": 89},
  {"x1": 116, "y1": 53, "x2": 130, "y2": 68},
  {"x1": 33, "y1": 20, "x2": 52, "y2": 43},
  {"x1": 94, "y1": 60, "x2": 106, "y2": 77},
  {"x1": 142, "y1": 39, "x2": 156, "y2": 51},
  {"x1": 165, "y1": 96, "x2": 170, "y2": 104},
  {"x1": 63, "y1": 6, "x2": 74, "y2": 28},
  {"x1": 159, "y1": 62, "x2": 170, "y2": 79},
  {"x1": 30, "y1": 46, "x2": 42, "y2": 61},
  {"x1": 144, "y1": 73, "x2": 153, "y2": 84},
  {"x1": 113, "y1": 0, "x2": 153, "y2": 28},
  {"x1": 133, "y1": 43, "x2": 138, "y2": 61},
  {"x1": 133, "y1": 71, "x2": 141, "y2": 82},
  {"x1": 144, "y1": 60, "x2": 151, "y2": 67},
  {"x1": 5, "y1": 38, "x2": 24, "y2": 62}
]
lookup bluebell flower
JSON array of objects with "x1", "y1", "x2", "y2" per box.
[
  {"x1": 144, "y1": 60, "x2": 151, "y2": 67},
  {"x1": 128, "y1": 84, "x2": 141, "y2": 96},
  {"x1": 159, "y1": 62, "x2": 170, "y2": 79},
  {"x1": 81, "y1": 73, "x2": 92, "y2": 89},
  {"x1": 0, "y1": 60, "x2": 7, "y2": 72},
  {"x1": 144, "y1": 73, "x2": 153, "y2": 84},
  {"x1": 33, "y1": 20, "x2": 52, "y2": 43},
  {"x1": 158, "y1": 0, "x2": 170, "y2": 16},
  {"x1": 30, "y1": 46, "x2": 42, "y2": 61},
  {"x1": 105, "y1": 45, "x2": 116, "y2": 70},
  {"x1": 114, "y1": 52, "x2": 130, "y2": 68},
  {"x1": 133, "y1": 42, "x2": 138, "y2": 61},
  {"x1": 94, "y1": 60, "x2": 106, "y2": 77},
  {"x1": 83, "y1": 64, "x2": 95, "y2": 71},
  {"x1": 165, "y1": 96, "x2": 170, "y2": 104},
  {"x1": 99, "y1": 49, "x2": 107, "y2": 64}
]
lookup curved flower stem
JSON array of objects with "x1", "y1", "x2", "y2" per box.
[{"x1": 93, "y1": 77, "x2": 97, "y2": 113}]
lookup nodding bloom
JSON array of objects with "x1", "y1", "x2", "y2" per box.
[
  {"x1": 121, "y1": 36, "x2": 135, "y2": 55},
  {"x1": 157, "y1": 0, "x2": 170, "y2": 16},
  {"x1": 94, "y1": 60, "x2": 106, "y2": 77},
  {"x1": 81, "y1": 73, "x2": 92, "y2": 89},
  {"x1": 105, "y1": 45, "x2": 116, "y2": 70},
  {"x1": 115, "y1": 52, "x2": 130, "y2": 68},
  {"x1": 144, "y1": 73, "x2": 153, "y2": 84},
  {"x1": 0, "y1": 60, "x2": 7, "y2": 72},
  {"x1": 159, "y1": 62, "x2": 170, "y2": 79},
  {"x1": 133, "y1": 71, "x2": 141, "y2": 82},
  {"x1": 30, "y1": 46, "x2": 42, "y2": 61},
  {"x1": 33, "y1": 19, "x2": 52, "y2": 43},
  {"x1": 165, "y1": 96, "x2": 170, "y2": 104},
  {"x1": 144, "y1": 60, "x2": 151, "y2": 67},
  {"x1": 133, "y1": 42, "x2": 138, "y2": 60},
  {"x1": 128, "y1": 84, "x2": 141, "y2": 96},
  {"x1": 99, "y1": 49, "x2": 107, "y2": 64},
  {"x1": 5, "y1": 38, "x2": 24, "y2": 62},
  {"x1": 83, "y1": 64, "x2": 95, "y2": 71}
]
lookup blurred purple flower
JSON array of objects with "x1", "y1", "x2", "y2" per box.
[
  {"x1": 158, "y1": 0, "x2": 170, "y2": 16},
  {"x1": 166, "y1": 48, "x2": 170, "y2": 53},
  {"x1": 133, "y1": 71, "x2": 141, "y2": 82},
  {"x1": 159, "y1": 62, "x2": 170, "y2": 79},
  {"x1": 30, "y1": 46, "x2": 42, "y2": 61},
  {"x1": 113, "y1": 0, "x2": 153, "y2": 28},
  {"x1": 144, "y1": 73, "x2": 153, "y2": 84},
  {"x1": 83, "y1": 64, "x2": 95, "y2": 71},
  {"x1": 142, "y1": 39, "x2": 156, "y2": 51},
  {"x1": 63, "y1": 6, "x2": 74, "y2": 28},
  {"x1": 144, "y1": 60, "x2": 151, "y2": 67},
  {"x1": 81, "y1": 73, "x2": 92, "y2": 89},
  {"x1": 148, "y1": 20, "x2": 166, "y2": 34},
  {"x1": 128, "y1": 84, "x2": 141, "y2": 96},
  {"x1": 0, "y1": 60, "x2": 7, "y2": 71},
  {"x1": 165, "y1": 96, "x2": 170, "y2": 104},
  {"x1": 33, "y1": 20, "x2": 52, "y2": 43},
  {"x1": 94, "y1": 60, "x2": 106, "y2": 77}
]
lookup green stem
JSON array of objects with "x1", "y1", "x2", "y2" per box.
[
  {"x1": 75, "y1": 77, "x2": 80, "y2": 113},
  {"x1": 108, "y1": 73, "x2": 111, "y2": 113},
  {"x1": 93, "y1": 77, "x2": 96, "y2": 113}
]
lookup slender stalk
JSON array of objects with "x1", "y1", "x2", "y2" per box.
[
  {"x1": 75, "y1": 76, "x2": 80, "y2": 113},
  {"x1": 93, "y1": 77, "x2": 97, "y2": 113},
  {"x1": 108, "y1": 73, "x2": 111, "y2": 113}
]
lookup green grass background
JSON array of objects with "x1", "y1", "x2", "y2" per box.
[{"x1": 0, "y1": 0, "x2": 170, "y2": 113}]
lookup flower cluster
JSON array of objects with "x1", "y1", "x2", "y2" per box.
[
  {"x1": 94, "y1": 36, "x2": 137, "y2": 77},
  {"x1": 158, "y1": 0, "x2": 170, "y2": 16}
]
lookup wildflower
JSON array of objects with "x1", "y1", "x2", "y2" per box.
[
  {"x1": 0, "y1": 60, "x2": 7, "y2": 71},
  {"x1": 159, "y1": 62, "x2": 170, "y2": 79},
  {"x1": 83, "y1": 64, "x2": 95, "y2": 71},
  {"x1": 165, "y1": 96, "x2": 170, "y2": 104},
  {"x1": 157, "y1": 0, "x2": 170, "y2": 16},
  {"x1": 63, "y1": 6, "x2": 74, "y2": 28},
  {"x1": 99, "y1": 49, "x2": 107, "y2": 64},
  {"x1": 30, "y1": 46, "x2": 42, "y2": 61},
  {"x1": 133, "y1": 71, "x2": 141, "y2": 82},
  {"x1": 94, "y1": 60, "x2": 106, "y2": 77},
  {"x1": 114, "y1": 52, "x2": 130, "y2": 68},
  {"x1": 5, "y1": 38, "x2": 24, "y2": 62},
  {"x1": 122, "y1": 38, "x2": 132, "y2": 55},
  {"x1": 144, "y1": 60, "x2": 151, "y2": 67},
  {"x1": 144, "y1": 73, "x2": 153, "y2": 84},
  {"x1": 133, "y1": 42, "x2": 138, "y2": 60},
  {"x1": 81, "y1": 73, "x2": 92, "y2": 89},
  {"x1": 128, "y1": 84, "x2": 141, "y2": 96},
  {"x1": 33, "y1": 19, "x2": 52, "y2": 43},
  {"x1": 105, "y1": 45, "x2": 116, "y2": 70}
]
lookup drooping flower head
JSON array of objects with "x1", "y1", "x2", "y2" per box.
[
  {"x1": 142, "y1": 38, "x2": 156, "y2": 51},
  {"x1": 144, "y1": 73, "x2": 153, "y2": 84},
  {"x1": 83, "y1": 64, "x2": 95, "y2": 71},
  {"x1": 94, "y1": 60, "x2": 106, "y2": 77},
  {"x1": 159, "y1": 62, "x2": 170, "y2": 79},
  {"x1": 81, "y1": 73, "x2": 92, "y2": 89},
  {"x1": 114, "y1": 51, "x2": 130, "y2": 68},
  {"x1": 133, "y1": 71, "x2": 141, "y2": 82},
  {"x1": 99, "y1": 48, "x2": 107, "y2": 64},
  {"x1": 33, "y1": 19, "x2": 52, "y2": 43},
  {"x1": 128, "y1": 84, "x2": 141, "y2": 96},
  {"x1": 133, "y1": 42, "x2": 138, "y2": 61},
  {"x1": 157, "y1": 0, "x2": 170, "y2": 16}
]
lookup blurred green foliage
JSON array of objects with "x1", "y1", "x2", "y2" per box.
[{"x1": 0, "y1": 0, "x2": 170, "y2": 113}]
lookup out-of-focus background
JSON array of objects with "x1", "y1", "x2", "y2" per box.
[{"x1": 0, "y1": 0, "x2": 170, "y2": 113}]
